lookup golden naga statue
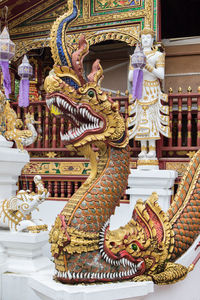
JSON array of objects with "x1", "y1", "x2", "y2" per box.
[
  {"x1": 0, "y1": 90, "x2": 39, "y2": 150},
  {"x1": 44, "y1": 0, "x2": 200, "y2": 286}
]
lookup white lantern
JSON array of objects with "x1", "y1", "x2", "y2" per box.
[
  {"x1": 0, "y1": 27, "x2": 15, "y2": 61},
  {"x1": 18, "y1": 55, "x2": 33, "y2": 107}
]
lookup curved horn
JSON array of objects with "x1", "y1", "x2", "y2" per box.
[
  {"x1": 87, "y1": 59, "x2": 104, "y2": 84},
  {"x1": 71, "y1": 35, "x2": 89, "y2": 85}
]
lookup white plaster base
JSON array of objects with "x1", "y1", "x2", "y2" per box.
[
  {"x1": 2, "y1": 272, "x2": 42, "y2": 300},
  {"x1": 0, "y1": 237, "x2": 199, "y2": 300},
  {"x1": 0, "y1": 267, "x2": 154, "y2": 300},
  {"x1": 29, "y1": 268, "x2": 154, "y2": 300},
  {"x1": 126, "y1": 169, "x2": 178, "y2": 212},
  {"x1": 0, "y1": 136, "x2": 29, "y2": 200},
  {"x1": 0, "y1": 230, "x2": 51, "y2": 273}
]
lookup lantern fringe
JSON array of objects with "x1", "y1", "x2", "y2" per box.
[
  {"x1": 0, "y1": 60, "x2": 11, "y2": 98},
  {"x1": 18, "y1": 78, "x2": 30, "y2": 107},
  {"x1": 132, "y1": 68, "x2": 143, "y2": 100}
]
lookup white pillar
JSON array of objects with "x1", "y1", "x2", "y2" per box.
[
  {"x1": 0, "y1": 231, "x2": 51, "y2": 273},
  {"x1": 110, "y1": 169, "x2": 177, "y2": 230},
  {"x1": 127, "y1": 169, "x2": 178, "y2": 212},
  {"x1": 0, "y1": 135, "x2": 30, "y2": 270},
  {"x1": 0, "y1": 135, "x2": 29, "y2": 199}
]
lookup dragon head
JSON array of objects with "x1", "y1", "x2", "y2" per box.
[
  {"x1": 101, "y1": 193, "x2": 175, "y2": 277},
  {"x1": 44, "y1": 35, "x2": 127, "y2": 151}
]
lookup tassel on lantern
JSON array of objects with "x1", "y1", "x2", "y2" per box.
[
  {"x1": 132, "y1": 68, "x2": 143, "y2": 100},
  {"x1": 19, "y1": 78, "x2": 30, "y2": 107},
  {"x1": 131, "y1": 43, "x2": 146, "y2": 100},
  {"x1": 0, "y1": 27, "x2": 15, "y2": 98},
  {"x1": 0, "y1": 60, "x2": 11, "y2": 98},
  {"x1": 18, "y1": 55, "x2": 33, "y2": 107}
]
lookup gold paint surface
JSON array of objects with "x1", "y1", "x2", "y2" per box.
[{"x1": 22, "y1": 161, "x2": 91, "y2": 176}]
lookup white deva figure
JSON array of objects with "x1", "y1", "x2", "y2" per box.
[{"x1": 128, "y1": 25, "x2": 170, "y2": 159}]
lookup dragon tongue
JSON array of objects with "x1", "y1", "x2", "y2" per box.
[{"x1": 51, "y1": 104, "x2": 61, "y2": 116}]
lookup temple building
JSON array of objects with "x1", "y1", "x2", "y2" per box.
[
  {"x1": 0, "y1": 1, "x2": 200, "y2": 299},
  {"x1": 0, "y1": 0, "x2": 199, "y2": 201}
]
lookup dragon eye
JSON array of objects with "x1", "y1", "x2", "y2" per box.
[
  {"x1": 131, "y1": 244, "x2": 138, "y2": 251},
  {"x1": 88, "y1": 90, "x2": 95, "y2": 98}
]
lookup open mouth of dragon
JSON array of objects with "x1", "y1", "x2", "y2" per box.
[{"x1": 46, "y1": 93, "x2": 105, "y2": 145}]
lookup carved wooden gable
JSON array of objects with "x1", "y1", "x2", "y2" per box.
[{"x1": 0, "y1": 0, "x2": 158, "y2": 60}]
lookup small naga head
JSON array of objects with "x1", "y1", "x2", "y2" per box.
[
  {"x1": 101, "y1": 193, "x2": 175, "y2": 279},
  {"x1": 25, "y1": 112, "x2": 40, "y2": 126},
  {"x1": 44, "y1": 35, "x2": 128, "y2": 150}
]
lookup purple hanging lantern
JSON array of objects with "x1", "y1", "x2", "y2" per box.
[
  {"x1": 131, "y1": 43, "x2": 146, "y2": 100},
  {"x1": 18, "y1": 55, "x2": 33, "y2": 107},
  {"x1": 0, "y1": 26, "x2": 15, "y2": 98}
]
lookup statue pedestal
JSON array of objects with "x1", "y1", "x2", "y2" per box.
[
  {"x1": 110, "y1": 169, "x2": 177, "y2": 230},
  {"x1": 0, "y1": 135, "x2": 29, "y2": 199},
  {"x1": 137, "y1": 158, "x2": 159, "y2": 170},
  {"x1": 0, "y1": 231, "x2": 51, "y2": 273},
  {"x1": 0, "y1": 267, "x2": 154, "y2": 300},
  {"x1": 127, "y1": 169, "x2": 178, "y2": 212}
]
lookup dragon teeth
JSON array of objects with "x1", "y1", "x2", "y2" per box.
[
  {"x1": 130, "y1": 268, "x2": 135, "y2": 275},
  {"x1": 47, "y1": 97, "x2": 55, "y2": 108},
  {"x1": 121, "y1": 258, "x2": 125, "y2": 267},
  {"x1": 83, "y1": 108, "x2": 86, "y2": 117},
  {"x1": 55, "y1": 269, "x2": 137, "y2": 281},
  {"x1": 67, "y1": 270, "x2": 72, "y2": 280},
  {"x1": 136, "y1": 261, "x2": 143, "y2": 270},
  {"x1": 47, "y1": 97, "x2": 79, "y2": 117},
  {"x1": 99, "y1": 121, "x2": 104, "y2": 128},
  {"x1": 48, "y1": 95, "x2": 103, "y2": 142},
  {"x1": 78, "y1": 106, "x2": 101, "y2": 126},
  {"x1": 56, "y1": 96, "x2": 62, "y2": 107}
]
